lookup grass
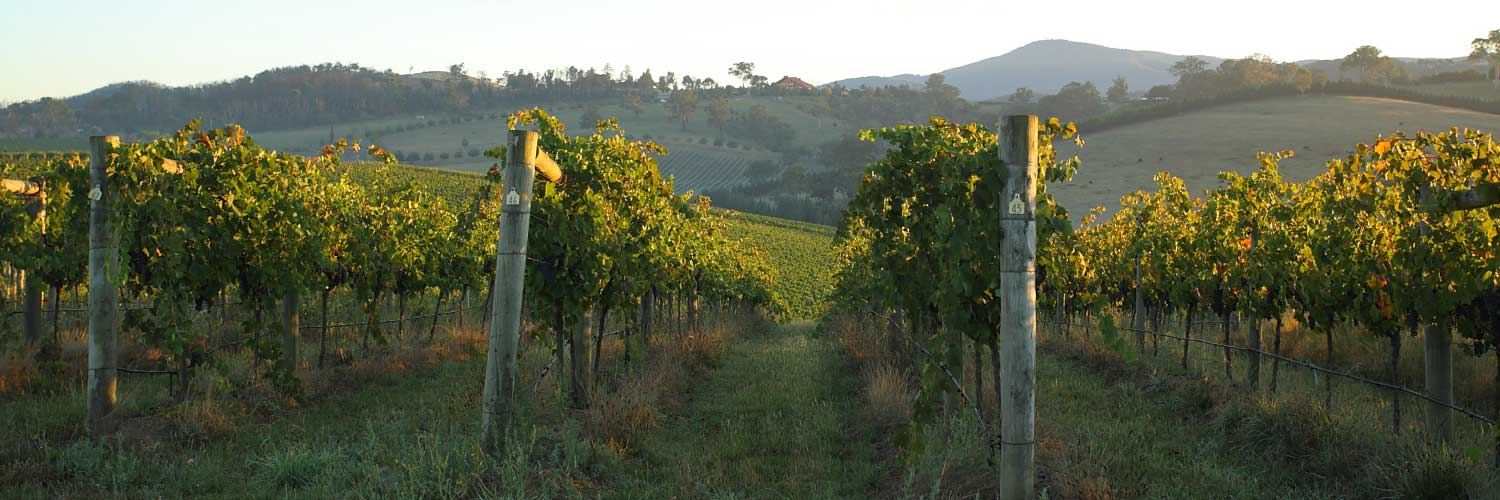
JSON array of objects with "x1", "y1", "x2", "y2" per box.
[
  {"x1": 1037, "y1": 321, "x2": 1498, "y2": 499},
  {"x1": 1051, "y1": 94, "x2": 1500, "y2": 217},
  {"x1": 1404, "y1": 81, "x2": 1500, "y2": 100},
  {"x1": 605, "y1": 322, "x2": 882, "y2": 498},
  {"x1": 823, "y1": 313, "x2": 1498, "y2": 499},
  {"x1": 1, "y1": 325, "x2": 596, "y2": 498}
]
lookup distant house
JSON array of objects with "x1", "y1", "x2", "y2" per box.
[{"x1": 772, "y1": 76, "x2": 815, "y2": 91}]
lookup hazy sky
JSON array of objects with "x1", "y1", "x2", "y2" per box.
[{"x1": 1, "y1": 0, "x2": 1491, "y2": 103}]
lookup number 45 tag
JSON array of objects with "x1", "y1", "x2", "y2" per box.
[{"x1": 1008, "y1": 193, "x2": 1025, "y2": 215}]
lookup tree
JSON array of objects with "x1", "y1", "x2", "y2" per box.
[
  {"x1": 1471, "y1": 29, "x2": 1500, "y2": 86},
  {"x1": 670, "y1": 88, "x2": 699, "y2": 131},
  {"x1": 449, "y1": 63, "x2": 467, "y2": 77},
  {"x1": 1008, "y1": 87, "x2": 1035, "y2": 104},
  {"x1": 1144, "y1": 84, "x2": 1174, "y2": 99},
  {"x1": 1339, "y1": 45, "x2": 1405, "y2": 84},
  {"x1": 1106, "y1": 76, "x2": 1130, "y2": 103},
  {"x1": 1037, "y1": 81, "x2": 1106, "y2": 120},
  {"x1": 1170, "y1": 56, "x2": 1208, "y2": 78},
  {"x1": 637, "y1": 69, "x2": 656, "y2": 93},
  {"x1": 706, "y1": 97, "x2": 731, "y2": 137},
  {"x1": 729, "y1": 62, "x2": 757, "y2": 91},
  {"x1": 623, "y1": 93, "x2": 644, "y2": 118},
  {"x1": 924, "y1": 73, "x2": 964, "y2": 117}
]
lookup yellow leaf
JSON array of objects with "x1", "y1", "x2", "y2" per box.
[{"x1": 1373, "y1": 140, "x2": 1391, "y2": 155}]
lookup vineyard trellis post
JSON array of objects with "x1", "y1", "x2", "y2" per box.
[
  {"x1": 1, "y1": 176, "x2": 45, "y2": 344},
  {"x1": 480, "y1": 129, "x2": 561, "y2": 456},
  {"x1": 86, "y1": 135, "x2": 121, "y2": 436},
  {"x1": 998, "y1": 115, "x2": 1038, "y2": 500}
]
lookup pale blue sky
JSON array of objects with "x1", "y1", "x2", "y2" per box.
[{"x1": 0, "y1": 0, "x2": 1491, "y2": 103}]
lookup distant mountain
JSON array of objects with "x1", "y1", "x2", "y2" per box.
[{"x1": 829, "y1": 39, "x2": 1224, "y2": 101}]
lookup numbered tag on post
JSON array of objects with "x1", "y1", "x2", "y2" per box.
[
  {"x1": 1008, "y1": 193, "x2": 1025, "y2": 215},
  {"x1": 505, "y1": 190, "x2": 521, "y2": 206}
]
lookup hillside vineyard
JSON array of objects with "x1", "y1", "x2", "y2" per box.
[{"x1": 0, "y1": 109, "x2": 783, "y2": 439}]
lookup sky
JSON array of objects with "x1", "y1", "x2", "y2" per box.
[{"x1": 0, "y1": 0, "x2": 1492, "y2": 103}]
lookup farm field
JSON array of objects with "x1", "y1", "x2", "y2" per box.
[
  {"x1": 1402, "y1": 80, "x2": 1500, "y2": 100},
  {"x1": 1051, "y1": 94, "x2": 1500, "y2": 215}
]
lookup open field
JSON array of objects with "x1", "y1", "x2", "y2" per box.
[
  {"x1": 1404, "y1": 80, "x2": 1500, "y2": 100},
  {"x1": 1051, "y1": 94, "x2": 1500, "y2": 216}
]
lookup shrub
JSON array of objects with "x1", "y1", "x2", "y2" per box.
[{"x1": 439, "y1": 152, "x2": 450, "y2": 160}]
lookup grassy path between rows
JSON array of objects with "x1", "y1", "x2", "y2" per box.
[{"x1": 606, "y1": 322, "x2": 882, "y2": 498}]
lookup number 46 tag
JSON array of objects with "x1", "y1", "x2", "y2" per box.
[{"x1": 1008, "y1": 193, "x2": 1025, "y2": 215}]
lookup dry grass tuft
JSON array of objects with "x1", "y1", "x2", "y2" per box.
[
  {"x1": 863, "y1": 362, "x2": 912, "y2": 429},
  {"x1": 0, "y1": 351, "x2": 40, "y2": 397},
  {"x1": 579, "y1": 318, "x2": 740, "y2": 449}
]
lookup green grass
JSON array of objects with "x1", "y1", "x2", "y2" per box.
[
  {"x1": 1404, "y1": 81, "x2": 1500, "y2": 100},
  {"x1": 1033, "y1": 324, "x2": 1497, "y2": 499},
  {"x1": 722, "y1": 211, "x2": 836, "y2": 321},
  {"x1": 606, "y1": 322, "x2": 880, "y2": 498},
  {"x1": 0, "y1": 336, "x2": 594, "y2": 498},
  {"x1": 1051, "y1": 94, "x2": 1500, "y2": 217},
  {"x1": 1035, "y1": 350, "x2": 1343, "y2": 498}
]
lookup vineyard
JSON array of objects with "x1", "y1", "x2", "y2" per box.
[
  {"x1": 831, "y1": 116, "x2": 1500, "y2": 497},
  {"x1": 6, "y1": 107, "x2": 1500, "y2": 498},
  {"x1": 654, "y1": 144, "x2": 773, "y2": 194},
  {"x1": 0, "y1": 110, "x2": 798, "y2": 496}
]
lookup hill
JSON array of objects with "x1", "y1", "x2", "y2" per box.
[
  {"x1": 1049, "y1": 94, "x2": 1500, "y2": 216},
  {"x1": 830, "y1": 40, "x2": 1223, "y2": 100}
]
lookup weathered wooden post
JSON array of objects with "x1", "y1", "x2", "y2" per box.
[
  {"x1": 279, "y1": 291, "x2": 300, "y2": 382},
  {"x1": 1131, "y1": 254, "x2": 1145, "y2": 353},
  {"x1": 87, "y1": 135, "x2": 121, "y2": 436},
  {"x1": 1418, "y1": 187, "x2": 1453, "y2": 442},
  {"x1": 998, "y1": 115, "x2": 1038, "y2": 499},
  {"x1": 480, "y1": 130, "x2": 560, "y2": 455},
  {"x1": 2, "y1": 177, "x2": 46, "y2": 344},
  {"x1": 22, "y1": 183, "x2": 44, "y2": 344}
]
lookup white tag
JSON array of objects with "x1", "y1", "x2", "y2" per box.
[
  {"x1": 88, "y1": 186, "x2": 102, "y2": 201},
  {"x1": 505, "y1": 190, "x2": 521, "y2": 206},
  {"x1": 1008, "y1": 193, "x2": 1025, "y2": 215}
]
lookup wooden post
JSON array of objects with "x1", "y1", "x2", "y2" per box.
[
  {"x1": 1424, "y1": 320, "x2": 1453, "y2": 441},
  {"x1": 280, "y1": 291, "x2": 300, "y2": 382},
  {"x1": 21, "y1": 187, "x2": 45, "y2": 344},
  {"x1": 998, "y1": 115, "x2": 1038, "y2": 500},
  {"x1": 86, "y1": 136, "x2": 120, "y2": 436},
  {"x1": 571, "y1": 305, "x2": 593, "y2": 408},
  {"x1": 1418, "y1": 187, "x2": 1454, "y2": 443},
  {"x1": 1246, "y1": 234, "x2": 1260, "y2": 390},
  {"x1": 318, "y1": 289, "x2": 330, "y2": 369},
  {"x1": 1131, "y1": 254, "x2": 1145, "y2": 353},
  {"x1": 686, "y1": 275, "x2": 700, "y2": 333},
  {"x1": 480, "y1": 130, "x2": 540, "y2": 455}
]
